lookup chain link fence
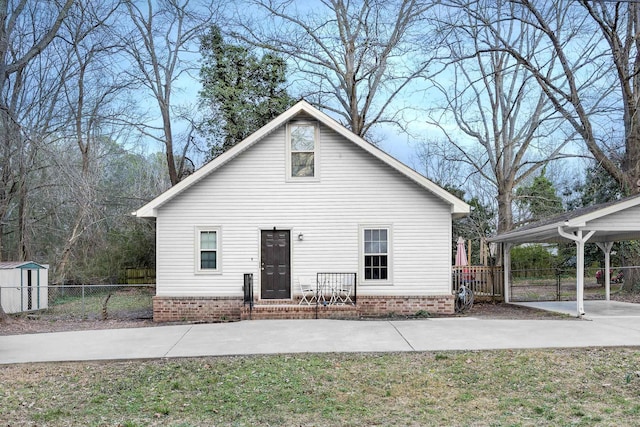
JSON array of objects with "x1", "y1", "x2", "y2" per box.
[
  {"x1": 509, "y1": 265, "x2": 639, "y2": 302},
  {"x1": 1, "y1": 284, "x2": 154, "y2": 321}
]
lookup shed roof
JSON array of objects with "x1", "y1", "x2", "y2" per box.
[
  {"x1": 133, "y1": 100, "x2": 470, "y2": 219},
  {"x1": 488, "y1": 193, "x2": 640, "y2": 244},
  {"x1": 0, "y1": 261, "x2": 47, "y2": 270}
]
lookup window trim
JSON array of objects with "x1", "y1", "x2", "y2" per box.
[
  {"x1": 359, "y1": 225, "x2": 392, "y2": 285},
  {"x1": 195, "y1": 226, "x2": 222, "y2": 274},
  {"x1": 286, "y1": 121, "x2": 320, "y2": 181}
]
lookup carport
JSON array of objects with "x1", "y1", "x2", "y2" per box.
[{"x1": 489, "y1": 194, "x2": 640, "y2": 318}]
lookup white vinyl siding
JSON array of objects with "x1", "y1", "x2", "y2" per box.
[
  {"x1": 587, "y1": 205, "x2": 640, "y2": 231},
  {"x1": 155, "y1": 121, "x2": 452, "y2": 298}
]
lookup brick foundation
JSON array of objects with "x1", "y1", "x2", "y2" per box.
[
  {"x1": 355, "y1": 295, "x2": 455, "y2": 317},
  {"x1": 153, "y1": 294, "x2": 454, "y2": 322},
  {"x1": 153, "y1": 296, "x2": 244, "y2": 322}
]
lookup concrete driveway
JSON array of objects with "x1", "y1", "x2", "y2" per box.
[{"x1": 3, "y1": 304, "x2": 640, "y2": 365}]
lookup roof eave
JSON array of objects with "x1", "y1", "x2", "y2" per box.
[{"x1": 487, "y1": 222, "x2": 565, "y2": 244}]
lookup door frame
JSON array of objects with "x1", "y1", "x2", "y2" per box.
[{"x1": 259, "y1": 228, "x2": 292, "y2": 300}]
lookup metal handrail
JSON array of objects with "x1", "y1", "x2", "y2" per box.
[{"x1": 243, "y1": 273, "x2": 254, "y2": 319}]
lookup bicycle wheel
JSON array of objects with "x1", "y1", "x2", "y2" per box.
[
  {"x1": 455, "y1": 288, "x2": 474, "y2": 313},
  {"x1": 463, "y1": 288, "x2": 474, "y2": 312}
]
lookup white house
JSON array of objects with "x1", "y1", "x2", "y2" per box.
[{"x1": 134, "y1": 101, "x2": 469, "y2": 322}]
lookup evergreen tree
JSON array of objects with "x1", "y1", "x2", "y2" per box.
[
  {"x1": 199, "y1": 26, "x2": 294, "y2": 158},
  {"x1": 515, "y1": 169, "x2": 564, "y2": 225},
  {"x1": 567, "y1": 161, "x2": 626, "y2": 209}
]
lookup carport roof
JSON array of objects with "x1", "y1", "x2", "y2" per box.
[{"x1": 488, "y1": 193, "x2": 640, "y2": 244}]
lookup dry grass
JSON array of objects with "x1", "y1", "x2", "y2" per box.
[{"x1": 2, "y1": 348, "x2": 640, "y2": 426}]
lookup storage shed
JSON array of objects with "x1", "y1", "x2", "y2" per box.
[{"x1": 0, "y1": 262, "x2": 48, "y2": 314}]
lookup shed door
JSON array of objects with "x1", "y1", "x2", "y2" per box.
[
  {"x1": 261, "y1": 230, "x2": 291, "y2": 299},
  {"x1": 26, "y1": 270, "x2": 32, "y2": 310}
]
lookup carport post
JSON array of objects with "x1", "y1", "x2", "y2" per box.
[
  {"x1": 502, "y1": 243, "x2": 512, "y2": 303},
  {"x1": 595, "y1": 242, "x2": 614, "y2": 301},
  {"x1": 558, "y1": 227, "x2": 596, "y2": 317}
]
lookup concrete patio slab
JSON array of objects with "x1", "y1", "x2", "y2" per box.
[{"x1": 513, "y1": 300, "x2": 640, "y2": 318}]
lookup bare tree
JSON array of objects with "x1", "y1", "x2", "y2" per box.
[
  {"x1": 0, "y1": 0, "x2": 75, "y2": 319},
  {"x1": 488, "y1": 0, "x2": 640, "y2": 195},
  {"x1": 427, "y1": 0, "x2": 574, "y2": 233},
  {"x1": 50, "y1": 0, "x2": 129, "y2": 284},
  {"x1": 231, "y1": 0, "x2": 440, "y2": 139},
  {"x1": 119, "y1": 0, "x2": 220, "y2": 186}
]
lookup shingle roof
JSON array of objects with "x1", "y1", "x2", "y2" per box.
[{"x1": 489, "y1": 193, "x2": 640, "y2": 244}]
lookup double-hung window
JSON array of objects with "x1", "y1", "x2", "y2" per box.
[
  {"x1": 289, "y1": 123, "x2": 316, "y2": 178},
  {"x1": 363, "y1": 228, "x2": 390, "y2": 281},
  {"x1": 197, "y1": 228, "x2": 220, "y2": 272}
]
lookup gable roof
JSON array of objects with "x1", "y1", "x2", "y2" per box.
[
  {"x1": 0, "y1": 261, "x2": 47, "y2": 269},
  {"x1": 488, "y1": 193, "x2": 640, "y2": 244},
  {"x1": 134, "y1": 100, "x2": 470, "y2": 218}
]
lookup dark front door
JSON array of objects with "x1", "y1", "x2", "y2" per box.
[{"x1": 261, "y1": 229, "x2": 291, "y2": 299}]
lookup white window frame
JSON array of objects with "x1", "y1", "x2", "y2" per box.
[
  {"x1": 286, "y1": 121, "x2": 320, "y2": 181},
  {"x1": 359, "y1": 225, "x2": 392, "y2": 285},
  {"x1": 195, "y1": 226, "x2": 221, "y2": 274}
]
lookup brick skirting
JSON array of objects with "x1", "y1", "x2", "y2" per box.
[
  {"x1": 153, "y1": 296, "x2": 244, "y2": 322},
  {"x1": 153, "y1": 294, "x2": 454, "y2": 322},
  {"x1": 355, "y1": 295, "x2": 455, "y2": 317}
]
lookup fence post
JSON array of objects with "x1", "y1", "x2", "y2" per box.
[{"x1": 82, "y1": 284, "x2": 86, "y2": 319}]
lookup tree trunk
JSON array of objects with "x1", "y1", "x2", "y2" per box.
[
  {"x1": 622, "y1": 267, "x2": 640, "y2": 292},
  {"x1": 496, "y1": 188, "x2": 514, "y2": 234},
  {"x1": 623, "y1": 119, "x2": 640, "y2": 195}
]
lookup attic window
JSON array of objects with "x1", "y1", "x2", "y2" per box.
[{"x1": 289, "y1": 123, "x2": 316, "y2": 178}]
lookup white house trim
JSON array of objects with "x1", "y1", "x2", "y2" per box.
[{"x1": 133, "y1": 100, "x2": 469, "y2": 219}]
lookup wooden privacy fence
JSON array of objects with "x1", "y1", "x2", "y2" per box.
[
  {"x1": 126, "y1": 268, "x2": 156, "y2": 284},
  {"x1": 452, "y1": 265, "x2": 504, "y2": 301}
]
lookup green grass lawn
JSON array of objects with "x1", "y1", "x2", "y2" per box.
[{"x1": 2, "y1": 348, "x2": 639, "y2": 426}]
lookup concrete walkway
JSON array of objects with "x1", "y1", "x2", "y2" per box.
[{"x1": 2, "y1": 301, "x2": 640, "y2": 365}]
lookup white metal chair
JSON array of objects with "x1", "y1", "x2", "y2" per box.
[
  {"x1": 298, "y1": 278, "x2": 317, "y2": 305},
  {"x1": 335, "y1": 275, "x2": 354, "y2": 304}
]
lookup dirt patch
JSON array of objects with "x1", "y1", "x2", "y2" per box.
[
  {"x1": 0, "y1": 316, "x2": 156, "y2": 336},
  {"x1": 458, "y1": 301, "x2": 574, "y2": 319}
]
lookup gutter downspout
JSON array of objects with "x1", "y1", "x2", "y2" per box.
[{"x1": 557, "y1": 227, "x2": 596, "y2": 317}]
